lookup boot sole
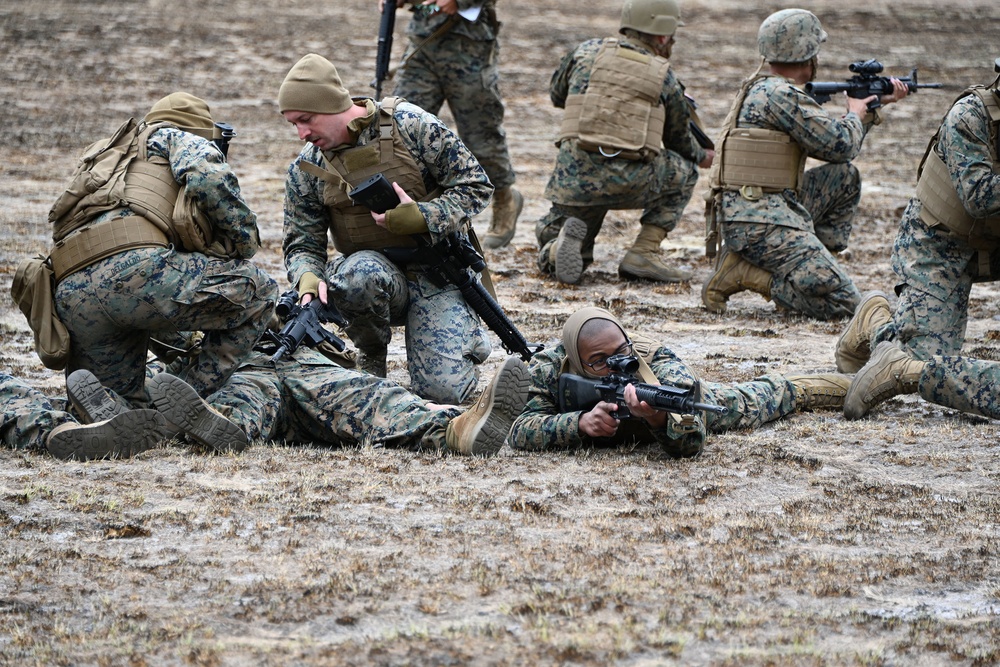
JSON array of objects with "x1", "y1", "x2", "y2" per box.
[
  {"x1": 835, "y1": 290, "x2": 890, "y2": 373},
  {"x1": 147, "y1": 374, "x2": 248, "y2": 453},
  {"x1": 47, "y1": 410, "x2": 168, "y2": 460},
  {"x1": 66, "y1": 369, "x2": 128, "y2": 424},
  {"x1": 464, "y1": 356, "x2": 530, "y2": 456},
  {"x1": 554, "y1": 218, "x2": 587, "y2": 284}
]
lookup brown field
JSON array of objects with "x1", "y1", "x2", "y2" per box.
[{"x1": 2, "y1": 0, "x2": 999, "y2": 664}]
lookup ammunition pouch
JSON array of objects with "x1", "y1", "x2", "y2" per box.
[{"x1": 717, "y1": 128, "x2": 804, "y2": 193}]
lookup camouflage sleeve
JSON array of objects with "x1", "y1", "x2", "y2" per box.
[
  {"x1": 662, "y1": 73, "x2": 706, "y2": 165},
  {"x1": 940, "y1": 96, "x2": 1000, "y2": 218},
  {"x1": 152, "y1": 128, "x2": 261, "y2": 259},
  {"x1": 645, "y1": 345, "x2": 707, "y2": 451},
  {"x1": 282, "y1": 147, "x2": 333, "y2": 288},
  {"x1": 745, "y1": 78, "x2": 867, "y2": 163},
  {"x1": 549, "y1": 46, "x2": 578, "y2": 109},
  {"x1": 393, "y1": 103, "x2": 493, "y2": 238},
  {"x1": 507, "y1": 347, "x2": 585, "y2": 451}
]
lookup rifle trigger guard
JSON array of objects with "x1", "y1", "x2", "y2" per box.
[{"x1": 599, "y1": 146, "x2": 623, "y2": 158}]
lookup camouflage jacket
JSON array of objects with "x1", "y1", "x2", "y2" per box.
[
  {"x1": 282, "y1": 100, "x2": 492, "y2": 287},
  {"x1": 720, "y1": 74, "x2": 871, "y2": 231},
  {"x1": 508, "y1": 343, "x2": 706, "y2": 457},
  {"x1": 931, "y1": 93, "x2": 1000, "y2": 218},
  {"x1": 92, "y1": 127, "x2": 261, "y2": 259},
  {"x1": 405, "y1": 0, "x2": 498, "y2": 42}
]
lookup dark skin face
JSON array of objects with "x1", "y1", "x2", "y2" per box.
[{"x1": 575, "y1": 326, "x2": 667, "y2": 437}]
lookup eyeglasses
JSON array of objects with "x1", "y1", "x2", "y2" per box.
[{"x1": 583, "y1": 340, "x2": 634, "y2": 372}]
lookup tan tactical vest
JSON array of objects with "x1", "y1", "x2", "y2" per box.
[
  {"x1": 558, "y1": 38, "x2": 669, "y2": 161},
  {"x1": 299, "y1": 98, "x2": 443, "y2": 255},
  {"x1": 915, "y1": 87, "x2": 1000, "y2": 247},
  {"x1": 704, "y1": 68, "x2": 806, "y2": 257}
]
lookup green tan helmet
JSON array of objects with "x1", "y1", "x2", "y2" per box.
[
  {"x1": 757, "y1": 9, "x2": 827, "y2": 63},
  {"x1": 620, "y1": 0, "x2": 684, "y2": 37}
]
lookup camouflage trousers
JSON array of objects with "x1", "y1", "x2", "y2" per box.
[
  {"x1": 536, "y1": 147, "x2": 699, "y2": 274},
  {"x1": 208, "y1": 349, "x2": 457, "y2": 449},
  {"x1": 327, "y1": 250, "x2": 491, "y2": 404},
  {"x1": 872, "y1": 201, "x2": 1000, "y2": 359},
  {"x1": 55, "y1": 247, "x2": 277, "y2": 406},
  {"x1": 722, "y1": 163, "x2": 862, "y2": 320},
  {"x1": 0, "y1": 373, "x2": 72, "y2": 451},
  {"x1": 920, "y1": 354, "x2": 1000, "y2": 419},
  {"x1": 394, "y1": 34, "x2": 515, "y2": 189},
  {"x1": 701, "y1": 372, "x2": 797, "y2": 432}
]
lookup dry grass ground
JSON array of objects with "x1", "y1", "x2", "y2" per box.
[{"x1": 1, "y1": 0, "x2": 999, "y2": 664}]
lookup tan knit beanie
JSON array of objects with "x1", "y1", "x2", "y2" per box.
[
  {"x1": 145, "y1": 92, "x2": 215, "y2": 140},
  {"x1": 278, "y1": 53, "x2": 353, "y2": 114}
]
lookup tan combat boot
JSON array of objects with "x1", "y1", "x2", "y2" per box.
[
  {"x1": 445, "y1": 356, "x2": 529, "y2": 455},
  {"x1": 551, "y1": 217, "x2": 588, "y2": 284},
  {"x1": 834, "y1": 290, "x2": 892, "y2": 373},
  {"x1": 46, "y1": 410, "x2": 168, "y2": 460},
  {"x1": 482, "y1": 186, "x2": 524, "y2": 249},
  {"x1": 147, "y1": 373, "x2": 249, "y2": 453},
  {"x1": 701, "y1": 246, "x2": 773, "y2": 314},
  {"x1": 618, "y1": 225, "x2": 692, "y2": 283},
  {"x1": 844, "y1": 342, "x2": 926, "y2": 420},
  {"x1": 785, "y1": 373, "x2": 852, "y2": 411}
]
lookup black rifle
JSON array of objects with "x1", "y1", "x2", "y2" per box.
[
  {"x1": 685, "y1": 95, "x2": 715, "y2": 151},
  {"x1": 805, "y1": 59, "x2": 943, "y2": 110},
  {"x1": 265, "y1": 290, "x2": 348, "y2": 362},
  {"x1": 371, "y1": 0, "x2": 396, "y2": 99},
  {"x1": 383, "y1": 233, "x2": 542, "y2": 362},
  {"x1": 558, "y1": 354, "x2": 727, "y2": 420},
  {"x1": 212, "y1": 122, "x2": 236, "y2": 160}
]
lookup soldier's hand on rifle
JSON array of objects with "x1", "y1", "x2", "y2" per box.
[
  {"x1": 699, "y1": 149, "x2": 715, "y2": 169},
  {"x1": 622, "y1": 384, "x2": 668, "y2": 429},
  {"x1": 878, "y1": 77, "x2": 910, "y2": 105},
  {"x1": 579, "y1": 401, "x2": 621, "y2": 438},
  {"x1": 297, "y1": 272, "x2": 330, "y2": 307}
]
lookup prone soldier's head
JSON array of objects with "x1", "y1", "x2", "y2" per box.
[
  {"x1": 145, "y1": 92, "x2": 216, "y2": 141},
  {"x1": 757, "y1": 8, "x2": 827, "y2": 64}
]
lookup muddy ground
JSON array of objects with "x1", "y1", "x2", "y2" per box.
[{"x1": 1, "y1": 0, "x2": 999, "y2": 664}]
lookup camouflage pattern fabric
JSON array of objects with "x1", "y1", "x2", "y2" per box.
[
  {"x1": 206, "y1": 348, "x2": 457, "y2": 450},
  {"x1": 394, "y1": 0, "x2": 515, "y2": 189},
  {"x1": 55, "y1": 127, "x2": 277, "y2": 406},
  {"x1": 536, "y1": 37, "x2": 706, "y2": 272},
  {"x1": 872, "y1": 94, "x2": 1000, "y2": 358},
  {"x1": 283, "y1": 99, "x2": 493, "y2": 404},
  {"x1": 508, "y1": 343, "x2": 796, "y2": 458},
  {"x1": 719, "y1": 74, "x2": 874, "y2": 319},
  {"x1": 0, "y1": 373, "x2": 73, "y2": 451},
  {"x1": 919, "y1": 354, "x2": 1000, "y2": 420}
]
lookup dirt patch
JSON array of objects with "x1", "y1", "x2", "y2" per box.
[{"x1": 2, "y1": 0, "x2": 999, "y2": 664}]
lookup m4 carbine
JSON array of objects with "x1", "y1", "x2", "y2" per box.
[
  {"x1": 805, "y1": 59, "x2": 942, "y2": 110},
  {"x1": 266, "y1": 290, "x2": 348, "y2": 362}
]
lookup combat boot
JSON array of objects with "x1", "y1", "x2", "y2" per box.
[
  {"x1": 147, "y1": 373, "x2": 248, "y2": 453},
  {"x1": 844, "y1": 342, "x2": 926, "y2": 420},
  {"x1": 552, "y1": 217, "x2": 588, "y2": 284},
  {"x1": 618, "y1": 225, "x2": 692, "y2": 283},
  {"x1": 482, "y1": 186, "x2": 524, "y2": 249},
  {"x1": 785, "y1": 373, "x2": 852, "y2": 411},
  {"x1": 834, "y1": 290, "x2": 892, "y2": 373},
  {"x1": 701, "y1": 246, "x2": 773, "y2": 314},
  {"x1": 66, "y1": 368, "x2": 130, "y2": 423},
  {"x1": 445, "y1": 356, "x2": 530, "y2": 455},
  {"x1": 46, "y1": 410, "x2": 168, "y2": 461}
]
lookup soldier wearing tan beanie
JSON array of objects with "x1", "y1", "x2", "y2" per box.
[{"x1": 279, "y1": 53, "x2": 497, "y2": 405}]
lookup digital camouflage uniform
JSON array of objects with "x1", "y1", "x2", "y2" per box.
[
  {"x1": 55, "y1": 127, "x2": 277, "y2": 406},
  {"x1": 393, "y1": 0, "x2": 515, "y2": 190},
  {"x1": 282, "y1": 100, "x2": 493, "y2": 404},
  {"x1": 918, "y1": 354, "x2": 1000, "y2": 419},
  {"x1": 0, "y1": 373, "x2": 72, "y2": 451},
  {"x1": 718, "y1": 74, "x2": 873, "y2": 319},
  {"x1": 871, "y1": 94, "x2": 1000, "y2": 358},
  {"x1": 537, "y1": 37, "x2": 707, "y2": 275},
  {"x1": 508, "y1": 342, "x2": 797, "y2": 458},
  {"x1": 205, "y1": 347, "x2": 458, "y2": 449}
]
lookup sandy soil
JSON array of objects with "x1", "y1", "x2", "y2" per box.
[{"x1": 1, "y1": 0, "x2": 999, "y2": 664}]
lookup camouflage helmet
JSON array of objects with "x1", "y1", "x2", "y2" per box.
[
  {"x1": 757, "y1": 9, "x2": 827, "y2": 63},
  {"x1": 620, "y1": 0, "x2": 684, "y2": 37}
]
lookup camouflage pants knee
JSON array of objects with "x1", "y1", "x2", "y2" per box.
[
  {"x1": 328, "y1": 251, "x2": 491, "y2": 404},
  {"x1": 55, "y1": 247, "x2": 277, "y2": 405},
  {"x1": 921, "y1": 354, "x2": 1000, "y2": 419},
  {"x1": 0, "y1": 373, "x2": 72, "y2": 451}
]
